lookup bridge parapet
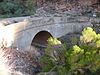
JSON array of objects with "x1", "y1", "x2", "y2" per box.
[{"x1": 0, "y1": 16, "x2": 90, "y2": 27}]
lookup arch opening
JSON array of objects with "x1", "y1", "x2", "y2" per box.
[{"x1": 31, "y1": 31, "x2": 53, "y2": 48}]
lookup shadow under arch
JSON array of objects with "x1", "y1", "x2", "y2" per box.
[{"x1": 31, "y1": 31, "x2": 53, "y2": 48}]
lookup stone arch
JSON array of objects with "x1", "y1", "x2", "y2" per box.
[{"x1": 31, "y1": 30, "x2": 53, "y2": 47}]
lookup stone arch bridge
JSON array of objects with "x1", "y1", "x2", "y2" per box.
[{"x1": 0, "y1": 17, "x2": 92, "y2": 50}]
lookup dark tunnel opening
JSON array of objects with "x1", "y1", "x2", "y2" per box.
[{"x1": 31, "y1": 31, "x2": 53, "y2": 48}]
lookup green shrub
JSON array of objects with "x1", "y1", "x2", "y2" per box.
[
  {"x1": 0, "y1": 0, "x2": 36, "y2": 18},
  {"x1": 38, "y1": 55, "x2": 55, "y2": 72},
  {"x1": 38, "y1": 27, "x2": 100, "y2": 75},
  {"x1": 0, "y1": 1, "x2": 24, "y2": 17},
  {"x1": 24, "y1": 0, "x2": 36, "y2": 15}
]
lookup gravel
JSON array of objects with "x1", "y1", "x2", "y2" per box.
[{"x1": 0, "y1": 47, "x2": 41, "y2": 75}]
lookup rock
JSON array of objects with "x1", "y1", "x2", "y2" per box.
[{"x1": 59, "y1": 33, "x2": 80, "y2": 47}]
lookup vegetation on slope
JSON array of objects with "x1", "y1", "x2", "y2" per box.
[
  {"x1": 38, "y1": 27, "x2": 100, "y2": 75},
  {"x1": 0, "y1": 0, "x2": 36, "y2": 18}
]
